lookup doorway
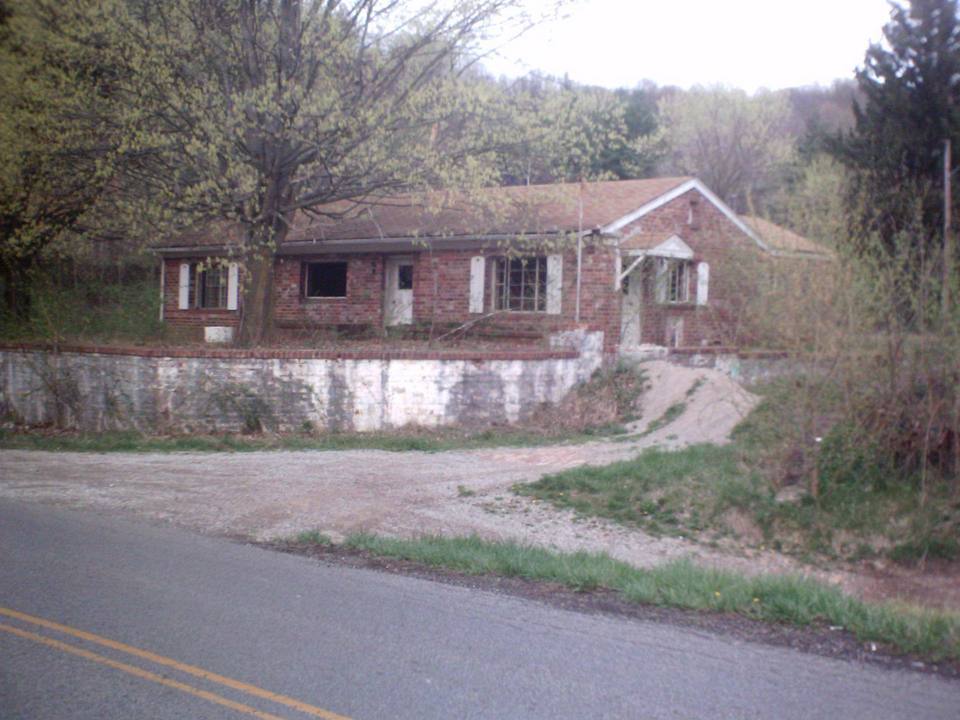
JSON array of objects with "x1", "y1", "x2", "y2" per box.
[
  {"x1": 384, "y1": 256, "x2": 414, "y2": 326},
  {"x1": 619, "y1": 265, "x2": 643, "y2": 347}
]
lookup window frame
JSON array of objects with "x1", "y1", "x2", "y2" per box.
[
  {"x1": 493, "y1": 255, "x2": 548, "y2": 313},
  {"x1": 303, "y1": 261, "x2": 349, "y2": 299},
  {"x1": 661, "y1": 259, "x2": 692, "y2": 305},
  {"x1": 191, "y1": 263, "x2": 229, "y2": 309}
]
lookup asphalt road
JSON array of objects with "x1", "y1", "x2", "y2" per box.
[{"x1": 1, "y1": 500, "x2": 957, "y2": 720}]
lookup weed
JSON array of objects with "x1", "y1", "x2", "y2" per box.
[
  {"x1": 457, "y1": 485, "x2": 476, "y2": 498},
  {"x1": 294, "y1": 530, "x2": 333, "y2": 545},
  {"x1": 639, "y1": 402, "x2": 686, "y2": 437}
]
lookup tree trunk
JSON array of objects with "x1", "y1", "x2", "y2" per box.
[{"x1": 237, "y1": 228, "x2": 280, "y2": 347}]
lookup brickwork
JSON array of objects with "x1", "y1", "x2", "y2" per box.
[
  {"x1": 274, "y1": 254, "x2": 384, "y2": 327},
  {"x1": 161, "y1": 187, "x2": 764, "y2": 352}
]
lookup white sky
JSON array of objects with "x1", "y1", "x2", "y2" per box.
[{"x1": 480, "y1": 0, "x2": 894, "y2": 92}]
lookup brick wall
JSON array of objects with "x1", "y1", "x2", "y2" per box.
[
  {"x1": 274, "y1": 254, "x2": 384, "y2": 327},
  {"x1": 617, "y1": 189, "x2": 759, "y2": 348}
]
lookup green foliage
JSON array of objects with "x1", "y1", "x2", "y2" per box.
[
  {"x1": 343, "y1": 533, "x2": 960, "y2": 661},
  {"x1": 831, "y1": 0, "x2": 960, "y2": 260},
  {"x1": 294, "y1": 530, "x2": 333, "y2": 546},
  {"x1": 658, "y1": 86, "x2": 795, "y2": 211},
  {"x1": 0, "y1": 274, "x2": 162, "y2": 344}
]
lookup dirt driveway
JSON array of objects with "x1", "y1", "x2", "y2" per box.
[{"x1": 2, "y1": 360, "x2": 956, "y2": 609}]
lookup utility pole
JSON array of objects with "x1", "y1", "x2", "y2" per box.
[{"x1": 945, "y1": 138, "x2": 954, "y2": 314}]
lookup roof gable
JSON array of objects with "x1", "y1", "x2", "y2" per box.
[{"x1": 601, "y1": 178, "x2": 770, "y2": 253}]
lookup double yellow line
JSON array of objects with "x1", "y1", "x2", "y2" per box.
[{"x1": 0, "y1": 607, "x2": 352, "y2": 720}]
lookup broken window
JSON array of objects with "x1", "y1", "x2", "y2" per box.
[
  {"x1": 494, "y1": 256, "x2": 547, "y2": 312},
  {"x1": 304, "y1": 262, "x2": 348, "y2": 298},
  {"x1": 656, "y1": 259, "x2": 691, "y2": 304}
]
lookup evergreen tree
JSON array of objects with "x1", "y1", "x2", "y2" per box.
[{"x1": 832, "y1": 0, "x2": 960, "y2": 259}]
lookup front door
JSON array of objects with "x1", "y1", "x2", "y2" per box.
[
  {"x1": 384, "y1": 256, "x2": 414, "y2": 326},
  {"x1": 619, "y1": 266, "x2": 643, "y2": 347}
]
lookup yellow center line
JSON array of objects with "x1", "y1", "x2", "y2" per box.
[
  {"x1": 1, "y1": 623, "x2": 288, "y2": 720},
  {"x1": 0, "y1": 607, "x2": 352, "y2": 720}
]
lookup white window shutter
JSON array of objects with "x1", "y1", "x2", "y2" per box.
[
  {"x1": 469, "y1": 256, "x2": 485, "y2": 313},
  {"x1": 178, "y1": 263, "x2": 191, "y2": 309},
  {"x1": 546, "y1": 254, "x2": 563, "y2": 315},
  {"x1": 697, "y1": 262, "x2": 710, "y2": 306},
  {"x1": 227, "y1": 263, "x2": 239, "y2": 310},
  {"x1": 655, "y1": 258, "x2": 668, "y2": 303}
]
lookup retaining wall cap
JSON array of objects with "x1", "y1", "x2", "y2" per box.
[{"x1": 0, "y1": 342, "x2": 579, "y2": 362}]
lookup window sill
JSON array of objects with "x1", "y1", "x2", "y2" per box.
[{"x1": 303, "y1": 296, "x2": 348, "y2": 301}]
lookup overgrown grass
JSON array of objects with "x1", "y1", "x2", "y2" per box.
[
  {"x1": 332, "y1": 533, "x2": 960, "y2": 662},
  {"x1": 0, "y1": 426, "x2": 612, "y2": 454},
  {"x1": 516, "y1": 444, "x2": 758, "y2": 537},
  {"x1": 517, "y1": 379, "x2": 960, "y2": 564},
  {"x1": 0, "y1": 278, "x2": 163, "y2": 344}
]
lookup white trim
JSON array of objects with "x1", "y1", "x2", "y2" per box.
[
  {"x1": 647, "y1": 235, "x2": 694, "y2": 260},
  {"x1": 469, "y1": 256, "x2": 485, "y2": 314},
  {"x1": 601, "y1": 178, "x2": 772, "y2": 254},
  {"x1": 227, "y1": 263, "x2": 239, "y2": 310},
  {"x1": 177, "y1": 262, "x2": 190, "y2": 310},
  {"x1": 618, "y1": 254, "x2": 646, "y2": 283},
  {"x1": 697, "y1": 262, "x2": 710, "y2": 306},
  {"x1": 159, "y1": 259, "x2": 165, "y2": 321},
  {"x1": 546, "y1": 254, "x2": 563, "y2": 315}
]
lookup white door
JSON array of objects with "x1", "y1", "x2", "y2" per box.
[
  {"x1": 619, "y1": 267, "x2": 643, "y2": 347},
  {"x1": 385, "y1": 256, "x2": 414, "y2": 326}
]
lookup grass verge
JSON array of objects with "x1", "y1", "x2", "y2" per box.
[
  {"x1": 325, "y1": 533, "x2": 960, "y2": 662},
  {"x1": 0, "y1": 425, "x2": 615, "y2": 454}
]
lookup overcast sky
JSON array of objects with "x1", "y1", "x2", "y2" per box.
[{"x1": 480, "y1": 0, "x2": 894, "y2": 92}]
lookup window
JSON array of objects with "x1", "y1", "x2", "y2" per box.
[
  {"x1": 494, "y1": 256, "x2": 547, "y2": 312},
  {"x1": 191, "y1": 264, "x2": 229, "y2": 309},
  {"x1": 304, "y1": 262, "x2": 348, "y2": 298},
  {"x1": 657, "y1": 259, "x2": 691, "y2": 304},
  {"x1": 397, "y1": 264, "x2": 413, "y2": 290}
]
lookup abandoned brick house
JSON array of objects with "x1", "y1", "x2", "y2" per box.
[{"x1": 155, "y1": 176, "x2": 828, "y2": 354}]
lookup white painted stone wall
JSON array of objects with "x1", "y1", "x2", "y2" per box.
[{"x1": 0, "y1": 334, "x2": 603, "y2": 434}]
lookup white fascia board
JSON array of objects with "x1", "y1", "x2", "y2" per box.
[{"x1": 601, "y1": 178, "x2": 772, "y2": 254}]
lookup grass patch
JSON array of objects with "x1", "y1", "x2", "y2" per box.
[
  {"x1": 294, "y1": 530, "x2": 333, "y2": 545},
  {"x1": 334, "y1": 533, "x2": 960, "y2": 662},
  {"x1": 0, "y1": 425, "x2": 611, "y2": 454},
  {"x1": 515, "y1": 377, "x2": 960, "y2": 564},
  {"x1": 515, "y1": 444, "x2": 763, "y2": 538}
]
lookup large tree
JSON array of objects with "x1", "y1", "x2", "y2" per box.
[
  {"x1": 831, "y1": 0, "x2": 960, "y2": 264},
  {"x1": 18, "y1": 0, "x2": 554, "y2": 345},
  {"x1": 0, "y1": 2, "x2": 123, "y2": 318},
  {"x1": 657, "y1": 86, "x2": 794, "y2": 214}
]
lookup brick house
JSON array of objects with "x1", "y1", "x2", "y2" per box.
[{"x1": 156, "y1": 177, "x2": 828, "y2": 355}]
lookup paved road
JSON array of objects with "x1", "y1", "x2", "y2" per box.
[{"x1": 1, "y1": 501, "x2": 957, "y2": 720}]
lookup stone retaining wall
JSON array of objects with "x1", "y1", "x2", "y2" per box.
[{"x1": 0, "y1": 332, "x2": 603, "y2": 433}]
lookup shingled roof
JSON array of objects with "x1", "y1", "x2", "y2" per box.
[
  {"x1": 285, "y1": 177, "x2": 692, "y2": 243},
  {"x1": 740, "y1": 216, "x2": 832, "y2": 257}
]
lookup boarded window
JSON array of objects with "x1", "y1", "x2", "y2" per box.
[
  {"x1": 304, "y1": 262, "x2": 348, "y2": 298},
  {"x1": 494, "y1": 256, "x2": 547, "y2": 312}
]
